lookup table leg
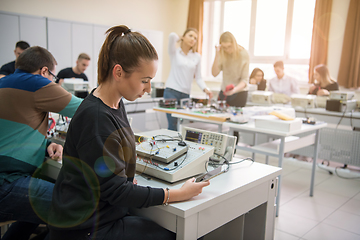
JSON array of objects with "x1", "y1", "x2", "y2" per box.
[
  {"x1": 252, "y1": 133, "x2": 258, "y2": 160},
  {"x1": 310, "y1": 129, "x2": 320, "y2": 196},
  {"x1": 217, "y1": 124, "x2": 222, "y2": 133},
  {"x1": 265, "y1": 136, "x2": 270, "y2": 164},
  {"x1": 275, "y1": 136, "x2": 285, "y2": 217},
  {"x1": 176, "y1": 214, "x2": 198, "y2": 240},
  {"x1": 177, "y1": 118, "x2": 182, "y2": 132}
]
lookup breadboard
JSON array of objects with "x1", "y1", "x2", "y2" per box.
[
  {"x1": 135, "y1": 129, "x2": 214, "y2": 182},
  {"x1": 136, "y1": 137, "x2": 187, "y2": 163}
]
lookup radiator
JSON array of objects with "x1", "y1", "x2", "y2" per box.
[{"x1": 290, "y1": 128, "x2": 360, "y2": 167}]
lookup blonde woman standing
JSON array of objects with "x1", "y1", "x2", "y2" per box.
[{"x1": 212, "y1": 31, "x2": 249, "y2": 107}]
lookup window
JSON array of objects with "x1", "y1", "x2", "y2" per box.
[{"x1": 202, "y1": 0, "x2": 316, "y2": 82}]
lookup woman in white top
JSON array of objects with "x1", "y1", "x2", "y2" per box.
[
  {"x1": 164, "y1": 28, "x2": 213, "y2": 130},
  {"x1": 212, "y1": 31, "x2": 249, "y2": 107}
]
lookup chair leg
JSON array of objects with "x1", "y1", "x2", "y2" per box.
[{"x1": 0, "y1": 221, "x2": 15, "y2": 239}]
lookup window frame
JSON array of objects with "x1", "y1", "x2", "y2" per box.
[{"x1": 202, "y1": 0, "x2": 314, "y2": 79}]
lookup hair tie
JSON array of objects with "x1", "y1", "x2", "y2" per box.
[{"x1": 124, "y1": 29, "x2": 131, "y2": 34}]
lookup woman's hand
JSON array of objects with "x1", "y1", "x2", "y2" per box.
[
  {"x1": 249, "y1": 78, "x2": 257, "y2": 84},
  {"x1": 204, "y1": 88, "x2": 213, "y2": 99},
  {"x1": 47, "y1": 143, "x2": 63, "y2": 161},
  {"x1": 317, "y1": 89, "x2": 330, "y2": 96},
  {"x1": 179, "y1": 177, "x2": 210, "y2": 200},
  {"x1": 215, "y1": 45, "x2": 221, "y2": 54},
  {"x1": 308, "y1": 84, "x2": 317, "y2": 94},
  {"x1": 133, "y1": 178, "x2": 138, "y2": 185},
  {"x1": 165, "y1": 177, "x2": 210, "y2": 204},
  {"x1": 223, "y1": 88, "x2": 236, "y2": 96}
]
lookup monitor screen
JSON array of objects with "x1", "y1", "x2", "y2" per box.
[{"x1": 185, "y1": 130, "x2": 202, "y2": 143}]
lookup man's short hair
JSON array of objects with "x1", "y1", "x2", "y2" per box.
[
  {"x1": 78, "y1": 53, "x2": 91, "y2": 61},
  {"x1": 16, "y1": 41, "x2": 30, "y2": 50},
  {"x1": 274, "y1": 61, "x2": 284, "y2": 68},
  {"x1": 15, "y1": 46, "x2": 57, "y2": 73}
]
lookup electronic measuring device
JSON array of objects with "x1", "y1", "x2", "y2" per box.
[
  {"x1": 329, "y1": 91, "x2": 354, "y2": 101},
  {"x1": 251, "y1": 91, "x2": 273, "y2": 105},
  {"x1": 135, "y1": 129, "x2": 214, "y2": 183},
  {"x1": 291, "y1": 94, "x2": 316, "y2": 108},
  {"x1": 181, "y1": 127, "x2": 237, "y2": 163}
]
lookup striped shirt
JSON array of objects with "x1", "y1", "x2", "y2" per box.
[{"x1": 0, "y1": 69, "x2": 82, "y2": 184}]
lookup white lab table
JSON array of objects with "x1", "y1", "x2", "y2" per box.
[{"x1": 131, "y1": 160, "x2": 281, "y2": 240}]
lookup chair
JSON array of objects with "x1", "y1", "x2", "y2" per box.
[{"x1": 0, "y1": 221, "x2": 15, "y2": 239}]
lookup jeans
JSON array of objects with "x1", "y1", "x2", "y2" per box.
[
  {"x1": 0, "y1": 176, "x2": 54, "y2": 240},
  {"x1": 163, "y1": 88, "x2": 189, "y2": 131}
]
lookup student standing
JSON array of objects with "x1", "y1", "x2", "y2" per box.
[
  {"x1": 48, "y1": 25, "x2": 210, "y2": 240},
  {"x1": 212, "y1": 31, "x2": 249, "y2": 107},
  {"x1": 164, "y1": 28, "x2": 213, "y2": 130}
]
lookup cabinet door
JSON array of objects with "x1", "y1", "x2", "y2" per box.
[
  {"x1": 93, "y1": 25, "x2": 111, "y2": 87},
  {"x1": 19, "y1": 15, "x2": 47, "y2": 48},
  {"x1": 0, "y1": 13, "x2": 19, "y2": 66},
  {"x1": 72, "y1": 22, "x2": 94, "y2": 88},
  {"x1": 47, "y1": 19, "x2": 72, "y2": 74}
]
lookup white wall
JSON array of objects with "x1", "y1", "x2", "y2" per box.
[
  {"x1": 0, "y1": 0, "x2": 350, "y2": 90},
  {"x1": 0, "y1": 0, "x2": 190, "y2": 83},
  {"x1": 327, "y1": 0, "x2": 350, "y2": 81}
]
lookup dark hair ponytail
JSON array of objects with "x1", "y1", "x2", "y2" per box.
[{"x1": 98, "y1": 25, "x2": 158, "y2": 85}]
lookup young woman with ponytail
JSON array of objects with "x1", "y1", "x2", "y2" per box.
[{"x1": 48, "y1": 25, "x2": 209, "y2": 240}]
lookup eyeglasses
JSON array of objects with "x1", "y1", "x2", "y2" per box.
[{"x1": 48, "y1": 70, "x2": 59, "y2": 82}]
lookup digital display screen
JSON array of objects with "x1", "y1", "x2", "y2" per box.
[{"x1": 185, "y1": 130, "x2": 202, "y2": 143}]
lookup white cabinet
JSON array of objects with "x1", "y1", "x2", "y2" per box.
[
  {"x1": 0, "y1": 12, "x2": 47, "y2": 69},
  {"x1": 0, "y1": 13, "x2": 20, "y2": 65},
  {"x1": 47, "y1": 19, "x2": 72, "y2": 74},
  {"x1": 0, "y1": 11, "x2": 164, "y2": 86},
  {"x1": 19, "y1": 15, "x2": 47, "y2": 48},
  {"x1": 72, "y1": 22, "x2": 94, "y2": 87}
]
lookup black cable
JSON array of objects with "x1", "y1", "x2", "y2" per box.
[
  {"x1": 226, "y1": 157, "x2": 254, "y2": 165},
  {"x1": 138, "y1": 144, "x2": 156, "y2": 179},
  {"x1": 213, "y1": 153, "x2": 228, "y2": 163},
  {"x1": 334, "y1": 166, "x2": 360, "y2": 179},
  {"x1": 207, "y1": 157, "x2": 254, "y2": 173},
  {"x1": 336, "y1": 104, "x2": 347, "y2": 129},
  {"x1": 155, "y1": 145, "x2": 189, "y2": 171},
  {"x1": 139, "y1": 135, "x2": 189, "y2": 172},
  {"x1": 152, "y1": 134, "x2": 182, "y2": 142},
  {"x1": 317, "y1": 162, "x2": 360, "y2": 179},
  {"x1": 317, "y1": 163, "x2": 333, "y2": 175}
]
